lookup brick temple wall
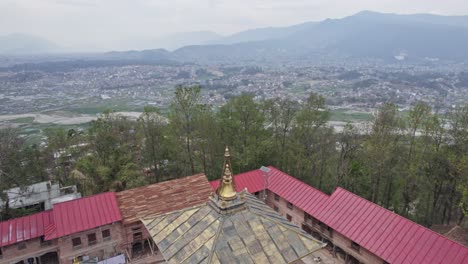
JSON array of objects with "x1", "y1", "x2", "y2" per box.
[
  {"x1": 0, "y1": 238, "x2": 58, "y2": 264},
  {"x1": 57, "y1": 223, "x2": 124, "y2": 264},
  {"x1": 265, "y1": 189, "x2": 386, "y2": 264}
]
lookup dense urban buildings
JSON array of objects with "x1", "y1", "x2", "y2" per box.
[{"x1": 0, "y1": 181, "x2": 81, "y2": 212}]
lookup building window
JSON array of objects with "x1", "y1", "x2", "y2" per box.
[
  {"x1": 327, "y1": 226, "x2": 333, "y2": 237},
  {"x1": 286, "y1": 214, "x2": 292, "y2": 222},
  {"x1": 274, "y1": 206, "x2": 279, "y2": 212},
  {"x1": 102, "y1": 229, "x2": 111, "y2": 241},
  {"x1": 312, "y1": 218, "x2": 318, "y2": 225},
  {"x1": 72, "y1": 237, "x2": 82, "y2": 248},
  {"x1": 17, "y1": 242, "x2": 26, "y2": 250},
  {"x1": 40, "y1": 236, "x2": 51, "y2": 247},
  {"x1": 0, "y1": 247, "x2": 3, "y2": 257},
  {"x1": 304, "y1": 213, "x2": 315, "y2": 224},
  {"x1": 88, "y1": 233, "x2": 97, "y2": 246},
  {"x1": 274, "y1": 194, "x2": 280, "y2": 201},
  {"x1": 351, "y1": 241, "x2": 360, "y2": 252},
  {"x1": 133, "y1": 232, "x2": 142, "y2": 241},
  {"x1": 287, "y1": 202, "x2": 293, "y2": 209}
]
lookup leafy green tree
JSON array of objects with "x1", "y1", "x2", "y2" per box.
[
  {"x1": 365, "y1": 103, "x2": 404, "y2": 207},
  {"x1": 218, "y1": 93, "x2": 267, "y2": 172},
  {"x1": 263, "y1": 98, "x2": 299, "y2": 170},
  {"x1": 193, "y1": 105, "x2": 224, "y2": 179},
  {"x1": 402, "y1": 102, "x2": 431, "y2": 216},
  {"x1": 336, "y1": 123, "x2": 362, "y2": 189},
  {"x1": 138, "y1": 106, "x2": 168, "y2": 182},
  {"x1": 0, "y1": 128, "x2": 24, "y2": 218},
  {"x1": 291, "y1": 92, "x2": 330, "y2": 189},
  {"x1": 72, "y1": 112, "x2": 145, "y2": 193},
  {"x1": 169, "y1": 85, "x2": 202, "y2": 175},
  {"x1": 0, "y1": 128, "x2": 47, "y2": 219}
]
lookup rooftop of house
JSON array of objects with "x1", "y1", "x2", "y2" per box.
[
  {"x1": 44, "y1": 192, "x2": 121, "y2": 240},
  {"x1": 141, "y1": 148, "x2": 327, "y2": 263},
  {"x1": 142, "y1": 193, "x2": 326, "y2": 264},
  {"x1": 0, "y1": 181, "x2": 81, "y2": 210},
  {"x1": 210, "y1": 167, "x2": 468, "y2": 264},
  {"x1": 1, "y1": 191, "x2": 121, "y2": 245},
  {"x1": 431, "y1": 225, "x2": 468, "y2": 247},
  {"x1": 0, "y1": 210, "x2": 54, "y2": 247},
  {"x1": 116, "y1": 173, "x2": 213, "y2": 225},
  {"x1": 0, "y1": 174, "x2": 212, "y2": 247}
]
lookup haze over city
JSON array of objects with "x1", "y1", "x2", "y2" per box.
[
  {"x1": 1, "y1": 0, "x2": 468, "y2": 51},
  {"x1": 1, "y1": 1, "x2": 468, "y2": 264}
]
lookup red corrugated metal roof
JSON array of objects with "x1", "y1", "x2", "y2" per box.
[
  {"x1": 210, "y1": 167, "x2": 468, "y2": 264},
  {"x1": 316, "y1": 188, "x2": 468, "y2": 264},
  {"x1": 0, "y1": 210, "x2": 53, "y2": 247},
  {"x1": 44, "y1": 192, "x2": 121, "y2": 240},
  {"x1": 210, "y1": 169, "x2": 265, "y2": 193}
]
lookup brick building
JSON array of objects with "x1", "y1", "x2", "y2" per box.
[
  {"x1": 0, "y1": 211, "x2": 58, "y2": 264},
  {"x1": 115, "y1": 173, "x2": 213, "y2": 263},
  {"x1": 210, "y1": 166, "x2": 468, "y2": 264},
  {"x1": 140, "y1": 147, "x2": 332, "y2": 263},
  {"x1": 1, "y1": 164, "x2": 467, "y2": 263},
  {"x1": 0, "y1": 192, "x2": 123, "y2": 264},
  {"x1": 0, "y1": 174, "x2": 212, "y2": 264}
]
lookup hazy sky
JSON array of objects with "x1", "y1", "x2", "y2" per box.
[{"x1": 1, "y1": 0, "x2": 468, "y2": 50}]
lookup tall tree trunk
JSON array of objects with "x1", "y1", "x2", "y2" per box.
[{"x1": 186, "y1": 134, "x2": 195, "y2": 175}]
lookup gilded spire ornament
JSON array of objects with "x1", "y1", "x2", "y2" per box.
[{"x1": 217, "y1": 146, "x2": 237, "y2": 200}]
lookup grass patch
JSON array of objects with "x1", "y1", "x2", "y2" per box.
[
  {"x1": 18, "y1": 122, "x2": 90, "y2": 146},
  {"x1": 330, "y1": 109, "x2": 373, "y2": 122},
  {"x1": 10, "y1": 116, "x2": 35, "y2": 123},
  {"x1": 66, "y1": 98, "x2": 144, "y2": 115}
]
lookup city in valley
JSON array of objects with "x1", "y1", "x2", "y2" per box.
[
  {"x1": 1, "y1": 4, "x2": 468, "y2": 264},
  {"x1": 1, "y1": 56, "x2": 467, "y2": 143}
]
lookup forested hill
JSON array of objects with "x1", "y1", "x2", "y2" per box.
[
  {"x1": 1, "y1": 86, "x2": 467, "y2": 228},
  {"x1": 3, "y1": 11, "x2": 468, "y2": 63}
]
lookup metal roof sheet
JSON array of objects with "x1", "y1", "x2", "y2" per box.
[
  {"x1": 44, "y1": 192, "x2": 121, "y2": 240},
  {"x1": 318, "y1": 188, "x2": 468, "y2": 264},
  {"x1": 210, "y1": 167, "x2": 468, "y2": 264},
  {"x1": 116, "y1": 174, "x2": 212, "y2": 225},
  {"x1": 0, "y1": 210, "x2": 53, "y2": 247},
  {"x1": 141, "y1": 193, "x2": 326, "y2": 263}
]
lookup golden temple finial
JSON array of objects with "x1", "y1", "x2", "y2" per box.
[{"x1": 217, "y1": 146, "x2": 237, "y2": 200}]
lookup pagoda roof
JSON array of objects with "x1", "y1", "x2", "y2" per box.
[{"x1": 142, "y1": 192, "x2": 325, "y2": 264}]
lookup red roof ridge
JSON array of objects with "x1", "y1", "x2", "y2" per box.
[
  {"x1": 333, "y1": 187, "x2": 468, "y2": 249},
  {"x1": 0, "y1": 210, "x2": 54, "y2": 247},
  {"x1": 210, "y1": 167, "x2": 468, "y2": 263},
  {"x1": 50, "y1": 191, "x2": 117, "y2": 206},
  {"x1": 45, "y1": 191, "x2": 121, "y2": 240},
  {"x1": 268, "y1": 166, "x2": 330, "y2": 197},
  {"x1": 0, "y1": 209, "x2": 53, "y2": 224}
]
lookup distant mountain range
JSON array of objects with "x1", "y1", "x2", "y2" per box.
[
  {"x1": 124, "y1": 31, "x2": 222, "y2": 51},
  {"x1": 173, "y1": 11, "x2": 468, "y2": 62},
  {"x1": 2, "y1": 11, "x2": 468, "y2": 62},
  {"x1": 0, "y1": 33, "x2": 61, "y2": 54},
  {"x1": 208, "y1": 21, "x2": 319, "y2": 45}
]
